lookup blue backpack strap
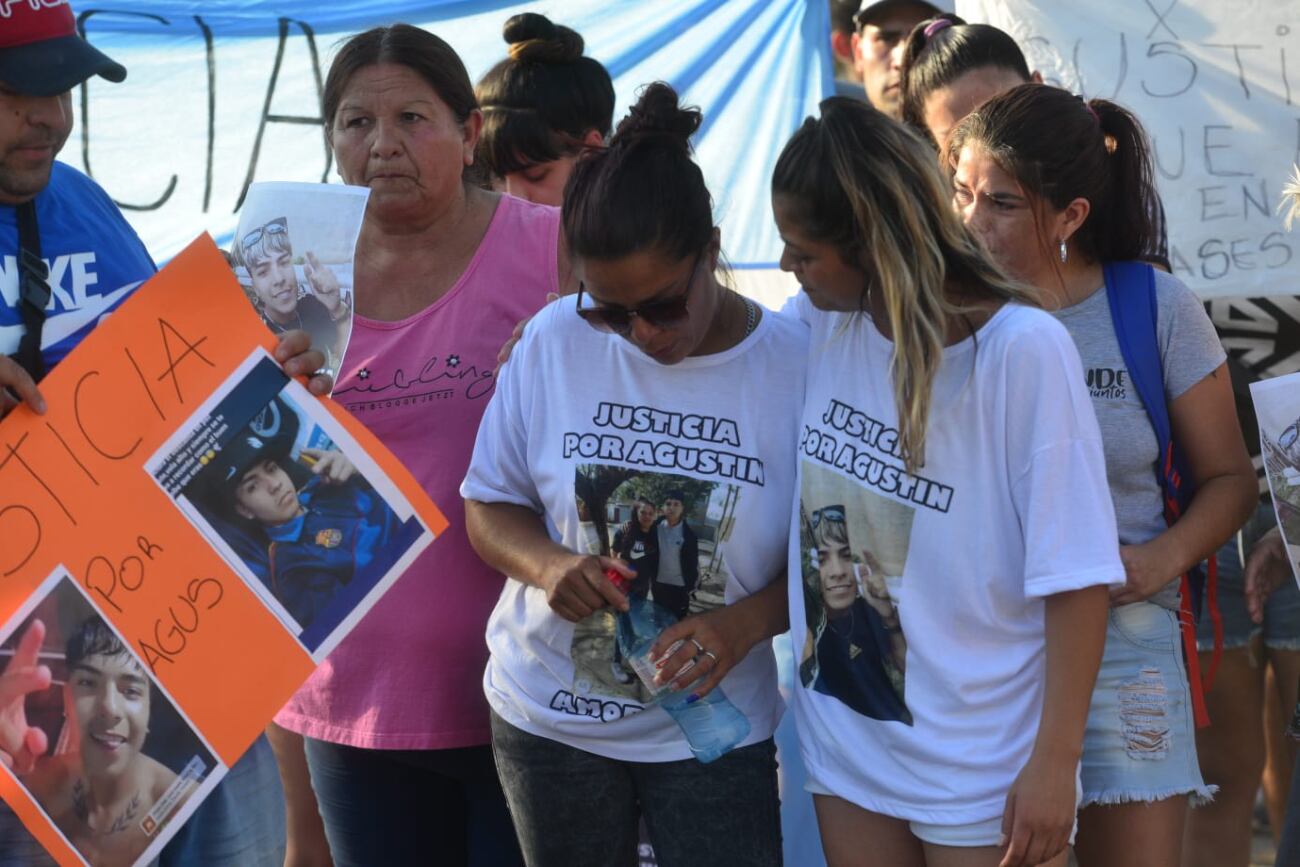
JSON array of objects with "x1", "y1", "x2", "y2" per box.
[
  {"x1": 1104, "y1": 260, "x2": 1218, "y2": 727},
  {"x1": 1104, "y1": 261, "x2": 1169, "y2": 453}
]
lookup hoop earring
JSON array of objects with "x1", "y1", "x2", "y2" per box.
[{"x1": 1059, "y1": 240, "x2": 1068, "y2": 264}]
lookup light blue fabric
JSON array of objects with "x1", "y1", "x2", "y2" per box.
[
  {"x1": 65, "y1": 1, "x2": 833, "y2": 267},
  {"x1": 1081, "y1": 603, "x2": 1214, "y2": 807},
  {"x1": 773, "y1": 632, "x2": 826, "y2": 867}
]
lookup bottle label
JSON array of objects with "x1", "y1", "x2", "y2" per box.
[{"x1": 625, "y1": 638, "x2": 684, "y2": 698}]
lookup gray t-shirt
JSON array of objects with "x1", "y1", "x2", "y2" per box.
[
  {"x1": 1051, "y1": 269, "x2": 1226, "y2": 609},
  {"x1": 656, "y1": 520, "x2": 686, "y2": 587}
]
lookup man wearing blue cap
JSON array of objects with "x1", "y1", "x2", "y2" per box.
[{"x1": 0, "y1": 2, "x2": 328, "y2": 863}]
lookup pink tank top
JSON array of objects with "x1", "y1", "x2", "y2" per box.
[{"x1": 275, "y1": 194, "x2": 559, "y2": 749}]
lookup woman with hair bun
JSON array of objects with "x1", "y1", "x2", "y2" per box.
[
  {"x1": 462, "y1": 82, "x2": 801, "y2": 867},
  {"x1": 949, "y1": 83, "x2": 1256, "y2": 867},
  {"x1": 476, "y1": 13, "x2": 614, "y2": 205}
]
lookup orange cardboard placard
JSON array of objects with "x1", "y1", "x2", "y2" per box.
[{"x1": 0, "y1": 236, "x2": 446, "y2": 865}]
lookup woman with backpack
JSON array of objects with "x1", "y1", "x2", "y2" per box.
[{"x1": 947, "y1": 82, "x2": 1257, "y2": 867}]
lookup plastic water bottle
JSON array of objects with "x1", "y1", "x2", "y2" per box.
[{"x1": 607, "y1": 569, "x2": 750, "y2": 763}]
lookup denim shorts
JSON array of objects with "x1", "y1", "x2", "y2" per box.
[
  {"x1": 1080, "y1": 601, "x2": 1215, "y2": 807},
  {"x1": 1198, "y1": 501, "x2": 1300, "y2": 652},
  {"x1": 490, "y1": 711, "x2": 782, "y2": 867}
]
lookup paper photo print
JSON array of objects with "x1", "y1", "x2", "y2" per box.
[
  {"x1": 0, "y1": 571, "x2": 220, "y2": 867},
  {"x1": 232, "y1": 183, "x2": 368, "y2": 382},
  {"x1": 569, "y1": 465, "x2": 739, "y2": 703},
  {"x1": 148, "y1": 352, "x2": 428, "y2": 659},
  {"x1": 1251, "y1": 373, "x2": 1300, "y2": 588},
  {"x1": 798, "y1": 460, "x2": 914, "y2": 725}
]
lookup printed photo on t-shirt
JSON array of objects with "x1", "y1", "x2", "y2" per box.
[
  {"x1": 570, "y1": 464, "x2": 740, "y2": 703},
  {"x1": 799, "y1": 460, "x2": 915, "y2": 725}
]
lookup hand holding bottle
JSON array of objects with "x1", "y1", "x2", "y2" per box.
[
  {"x1": 538, "y1": 554, "x2": 632, "y2": 621},
  {"x1": 649, "y1": 607, "x2": 750, "y2": 700}
]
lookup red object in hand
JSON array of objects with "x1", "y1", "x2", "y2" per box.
[{"x1": 606, "y1": 568, "x2": 630, "y2": 593}]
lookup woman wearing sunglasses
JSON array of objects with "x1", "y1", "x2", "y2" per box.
[{"x1": 461, "y1": 82, "x2": 804, "y2": 867}]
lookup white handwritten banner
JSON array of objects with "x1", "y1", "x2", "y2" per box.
[
  {"x1": 57, "y1": 0, "x2": 830, "y2": 270},
  {"x1": 960, "y1": 0, "x2": 1300, "y2": 299}
]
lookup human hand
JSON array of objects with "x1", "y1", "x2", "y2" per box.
[
  {"x1": 494, "y1": 294, "x2": 559, "y2": 375},
  {"x1": 998, "y1": 749, "x2": 1076, "y2": 867},
  {"x1": 649, "y1": 604, "x2": 757, "y2": 699},
  {"x1": 0, "y1": 356, "x2": 45, "y2": 420},
  {"x1": 303, "y1": 253, "x2": 343, "y2": 314},
  {"x1": 274, "y1": 330, "x2": 333, "y2": 396},
  {"x1": 1110, "y1": 540, "x2": 1179, "y2": 606},
  {"x1": 537, "y1": 554, "x2": 631, "y2": 622},
  {"x1": 858, "y1": 550, "x2": 897, "y2": 623},
  {"x1": 300, "y1": 448, "x2": 356, "y2": 484},
  {"x1": 1245, "y1": 525, "x2": 1291, "y2": 624},
  {"x1": 0, "y1": 619, "x2": 51, "y2": 774}
]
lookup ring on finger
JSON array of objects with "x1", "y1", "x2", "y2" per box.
[
  {"x1": 702, "y1": 650, "x2": 718, "y2": 666},
  {"x1": 689, "y1": 638, "x2": 706, "y2": 654}
]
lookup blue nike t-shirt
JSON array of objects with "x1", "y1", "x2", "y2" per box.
[{"x1": 0, "y1": 162, "x2": 155, "y2": 370}]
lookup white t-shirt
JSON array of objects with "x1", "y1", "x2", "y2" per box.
[
  {"x1": 786, "y1": 294, "x2": 1123, "y2": 824},
  {"x1": 462, "y1": 296, "x2": 808, "y2": 762}
]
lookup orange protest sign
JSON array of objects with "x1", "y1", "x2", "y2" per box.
[{"x1": 0, "y1": 235, "x2": 447, "y2": 866}]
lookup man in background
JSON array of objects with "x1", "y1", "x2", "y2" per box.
[{"x1": 849, "y1": 0, "x2": 951, "y2": 118}]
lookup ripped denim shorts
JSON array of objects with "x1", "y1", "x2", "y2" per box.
[{"x1": 1080, "y1": 601, "x2": 1216, "y2": 808}]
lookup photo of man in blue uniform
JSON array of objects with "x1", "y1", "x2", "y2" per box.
[{"x1": 191, "y1": 410, "x2": 416, "y2": 652}]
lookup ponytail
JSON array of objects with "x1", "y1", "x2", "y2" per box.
[
  {"x1": 899, "y1": 15, "x2": 1030, "y2": 146},
  {"x1": 948, "y1": 84, "x2": 1165, "y2": 265}
]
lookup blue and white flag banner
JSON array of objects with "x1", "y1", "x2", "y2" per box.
[{"x1": 63, "y1": 0, "x2": 831, "y2": 271}]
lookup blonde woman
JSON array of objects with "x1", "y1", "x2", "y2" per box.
[{"x1": 771, "y1": 97, "x2": 1122, "y2": 867}]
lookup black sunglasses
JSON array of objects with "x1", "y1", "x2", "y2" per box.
[
  {"x1": 809, "y1": 505, "x2": 846, "y2": 529},
  {"x1": 575, "y1": 252, "x2": 703, "y2": 335}
]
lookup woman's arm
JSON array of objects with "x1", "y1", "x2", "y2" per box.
[
  {"x1": 1000, "y1": 583, "x2": 1108, "y2": 867},
  {"x1": 464, "y1": 499, "x2": 630, "y2": 622},
  {"x1": 1111, "y1": 362, "x2": 1257, "y2": 605}
]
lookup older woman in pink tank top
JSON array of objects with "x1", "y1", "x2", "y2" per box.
[{"x1": 265, "y1": 24, "x2": 572, "y2": 867}]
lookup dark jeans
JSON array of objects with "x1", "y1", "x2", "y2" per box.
[
  {"x1": 304, "y1": 737, "x2": 523, "y2": 867},
  {"x1": 490, "y1": 712, "x2": 782, "y2": 867}
]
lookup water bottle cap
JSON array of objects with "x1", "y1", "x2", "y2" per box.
[{"x1": 605, "y1": 567, "x2": 631, "y2": 593}]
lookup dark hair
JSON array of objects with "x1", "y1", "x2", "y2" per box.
[
  {"x1": 66, "y1": 616, "x2": 130, "y2": 670},
  {"x1": 947, "y1": 83, "x2": 1167, "y2": 265},
  {"x1": 899, "y1": 14, "x2": 1031, "y2": 144},
  {"x1": 563, "y1": 82, "x2": 713, "y2": 262},
  {"x1": 830, "y1": 0, "x2": 859, "y2": 36},
  {"x1": 323, "y1": 24, "x2": 477, "y2": 132},
  {"x1": 664, "y1": 489, "x2": 687, "y2": 504},
  {"x1": 476, "y1": 13, "x2": 614, "y2": 177}
]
